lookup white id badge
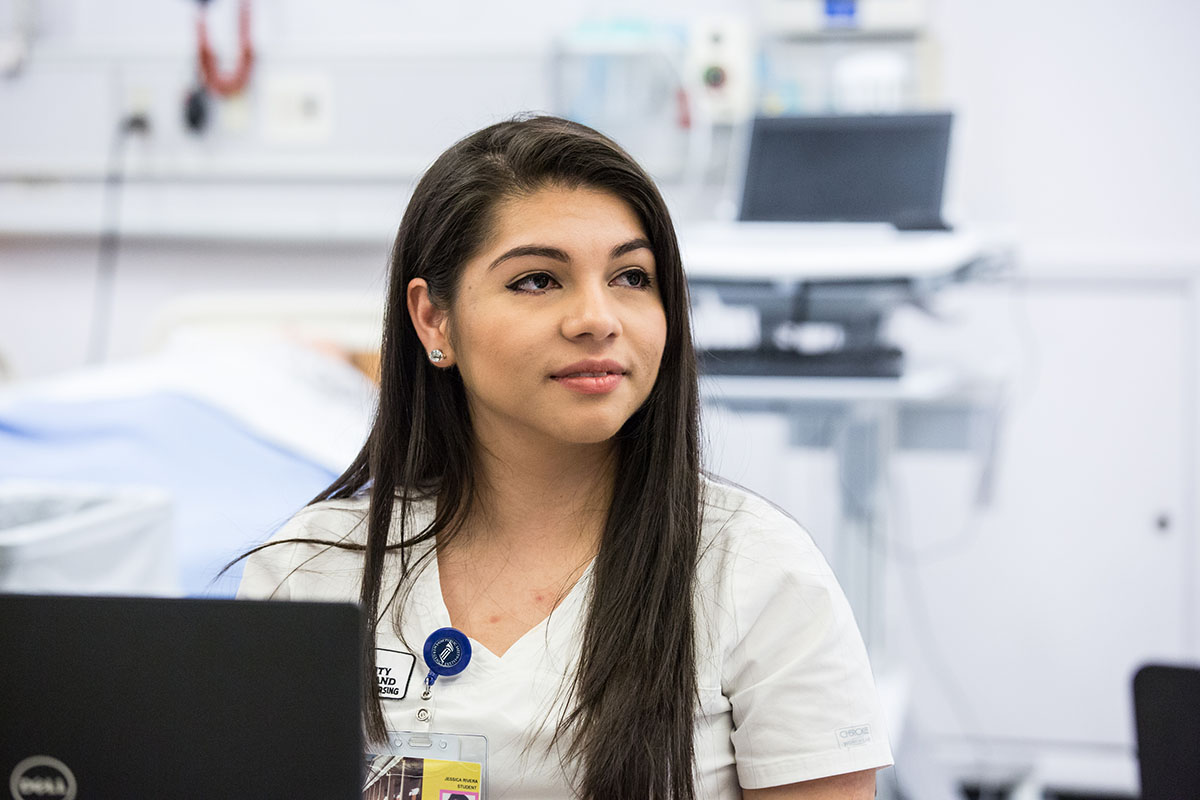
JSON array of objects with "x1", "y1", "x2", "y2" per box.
[{"x1": 363, "y1": 732, "x2": 488, "y2": 800}]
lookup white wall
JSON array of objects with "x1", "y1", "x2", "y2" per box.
[{"x1": 934, "y1": 0, "x2": 1200, "y2": 269}]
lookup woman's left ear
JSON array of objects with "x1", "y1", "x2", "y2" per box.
[{"x1": 406, "y1": 278, "x2": 454, "y2": 367}]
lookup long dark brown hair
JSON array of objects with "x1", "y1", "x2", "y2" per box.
[{"x1": 273, "y1": 115, "x2": 701, "y2": 799}]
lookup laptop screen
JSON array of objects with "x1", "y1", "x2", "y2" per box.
[
  {"x1": 738, "y1": 112, "x2": 953, "y2": 230},
  {"x1": 1, "y1": 594, "x2": 363, "y2": 799}
]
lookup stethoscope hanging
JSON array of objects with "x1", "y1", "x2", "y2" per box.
[
  {"x1": 184, "y1": 0, "x2": 254, "y2": 134},
  {"x1": 196, "y1": 0, "x2": 254, "y2": 97}
]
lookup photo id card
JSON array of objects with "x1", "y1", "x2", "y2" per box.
[{"x1": 364, "y1": 731, "x2": 487, "y2": 800}]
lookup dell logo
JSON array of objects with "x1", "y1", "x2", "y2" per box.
[{"x1": 8, "y1": 756, "x2": 77, "y2": 800}]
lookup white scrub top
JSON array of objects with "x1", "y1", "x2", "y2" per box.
[{"x1": 238, "y1": 477, "x2": 893, "y2": 798}]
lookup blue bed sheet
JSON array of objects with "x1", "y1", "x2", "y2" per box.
[{"x1": 0, "y1": 391, "x2": 340, "y2": 596}]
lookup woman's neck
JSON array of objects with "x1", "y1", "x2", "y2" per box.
[
  {"x1": 434, "y1": 434, "x2": 614, "y2": 656},
  {"x1": 455, "y1": 431, "x2": 616, "y2": 557}
]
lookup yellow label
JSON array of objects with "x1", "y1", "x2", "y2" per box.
[
  {"x1": 362, "y1": 756, "x2": 481, "y2": 799},
  {"x1": 422, "y1": 757, "x2": 482, "y2": 797}
]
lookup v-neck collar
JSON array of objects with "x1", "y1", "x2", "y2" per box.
[
  {"x1": 421, "y1": 541, "x2": 595, "y2": 668},
  {"x1": 400, "y1": 496, "x2": 594, "y2": 671}
]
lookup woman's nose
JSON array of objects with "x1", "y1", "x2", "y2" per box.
[{"x1": 560, "y1": 284, "x2": 622, "y2": 340}]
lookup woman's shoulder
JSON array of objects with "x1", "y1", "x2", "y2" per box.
[
  {"x1": 236, "y1": 497, "x2": 369, "y2": 601},
  {"x1": 274, "y1": 494, "x2": 373, "y2": 543},
  {"x1": 237, "y1": 492, "x2": 434, "y2": 601},
  {"x1": 697, "y1": 475, "x2": 839, "y2": 602},
  {"x1": 701, "y1": 475, "x2": 823, "y2": 558},
  {"x1": 268, "y1": 490, "x2": 439, "y2": 545}
]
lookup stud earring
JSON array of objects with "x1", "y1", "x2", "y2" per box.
[{"x1": 428, "y1": 349, "x2": 446, "y2": 364}]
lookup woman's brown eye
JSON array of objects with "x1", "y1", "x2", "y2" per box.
[
  {"x1": 510, "y1": 273, "x2": 556, "y2": 292},
  {"x1": 617, "y1": 269, "x2": 652, "y2": 288}
]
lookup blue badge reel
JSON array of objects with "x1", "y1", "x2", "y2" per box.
[{"x1": 422, "y1": 626, "x2": 472, "y2": 695}]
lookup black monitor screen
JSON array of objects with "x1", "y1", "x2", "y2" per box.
[{"x1": 738, "y1": 113, "x2": 952, "y2": 230}]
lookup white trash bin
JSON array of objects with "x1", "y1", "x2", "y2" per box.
[{"x1": 0, "y1": 481, "x2": 178, "y2": 595}]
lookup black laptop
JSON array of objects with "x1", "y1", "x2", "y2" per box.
[
  {"x1": 739, "y1": 112, "x2": 954, "y2": 231},
  {"x1": 1, "y1": 594, "x2": 363, "y2": 799}
]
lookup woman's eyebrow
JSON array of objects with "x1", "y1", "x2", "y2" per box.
[
  {"x1": 487, "y1": 238, "x2": 652, "y2": 271},
  {"x1": 611, "y1": 238, "x2": 652, "y2": 259},
  {"x1": 488, "y1": 245, "x2": 569, "y2": 271}
]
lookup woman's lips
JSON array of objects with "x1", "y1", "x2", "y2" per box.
[
  {"x1": 550, "y1": 360, "x2": 627, "y2": 394},
  {"x1": 551, "y1": 372, "x2": 625, "y2": 394}
]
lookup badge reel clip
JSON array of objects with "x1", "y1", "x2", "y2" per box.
[
  {"x1": 422, "y1": 626, "x2": 471, "y2": 701},
  {"x1": 364, "y1": 628, "x2": 488, "y2": 799}
]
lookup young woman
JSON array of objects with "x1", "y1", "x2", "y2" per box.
[{"x1": 238, "y1": 115, "x2": 892, "y2": 799}]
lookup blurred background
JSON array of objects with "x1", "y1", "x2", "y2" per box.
[{"x1": 2, "y1": 1, "x2": 1198, "y2": 798}]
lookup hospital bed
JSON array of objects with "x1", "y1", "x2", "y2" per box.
[{"x1": 0, "y1": 293, "x2": 381, "y2": 597}]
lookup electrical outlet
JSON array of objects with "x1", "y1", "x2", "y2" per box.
[
  {"x1": 261, "y1": 71, "x2": 333, "y2": 146},
  {"x1": 222, "y1": 94, "x2": 251, "y2": 134},
  {"x1": 123, "y1": 85, "x2": 153, "y2": 124}
]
